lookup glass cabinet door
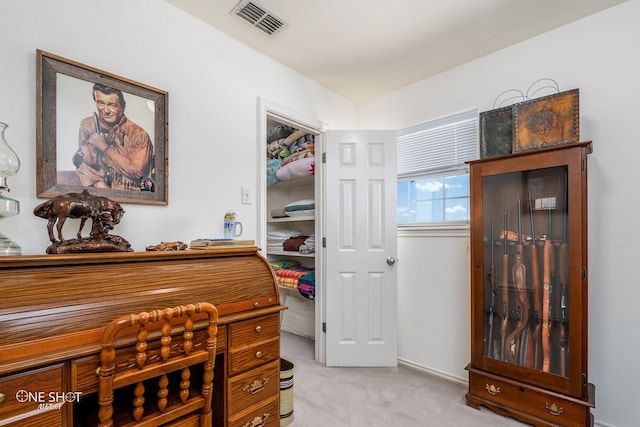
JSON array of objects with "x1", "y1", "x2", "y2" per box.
[{"x1": 481, "y1": 166, "x2": 569, "y2": 377}]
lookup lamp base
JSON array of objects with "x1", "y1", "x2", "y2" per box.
[{"x1": 0, "y1": 231, "x2": 21, "y2": 255}]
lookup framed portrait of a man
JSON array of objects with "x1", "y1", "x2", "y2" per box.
[{"x1": 36, "y1": 50, "x2": 168, "y2": 205}]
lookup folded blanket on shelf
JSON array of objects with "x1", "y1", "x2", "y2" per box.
[
  {"x1": 267, "y1": 137, "x2": 292, "y2": 160},
  {"x1": 284, "y1": 199, "x2": 315, "y2": 213},
  {"x1": 267, "y1": 131, "x2": 315, "y2": 160},
  {"x1": 267, "y1": 125, "x2": 296, "y2": 143},
  {"x1": 267, "y1": 230, "x2": 303, "y2": 252},
  {"x1": 298, "y1": 272, "x2": 315, "y2": 286},
  {"x1": 276, "y1": 157, "x2": 314, "y2": 181},
  {"x1": 276, "y1": 265, "x2": 311, "y2": 279},
  {"x1": 288, "y1": 137, "x2": 314, "y2": 156},
  {"x1": 269, "y1": 260, "x2": 300, "y2": 270},
  {"x1": 283, "y1": 235, "x2": 309, "y2": 252},
  {"x1": 282, "y1": 148, "x2": 314, "y2": 166},
  {"x1": 270, "y1": 208, "x2": 288, "y2": 218},
  {"x1": 284, "y1": 199, "x2": 315, "y2": 218},
  {"x1": 277, "y1": 277, "x2": 301, "y2": 289},
  {"x1": 267, "y1": 229, "x2": 303, "y2": 239},
  {"x1": 267, "y1": 159, "x2": 282, "y2": 186},
  {"x1": 297, "y1": 284, "x2": 315, "y2": 300},
  {"x1": 272, "y1": 265, "x2": 315, "y2": 290},
  {"x1": 299, "y1": 235, "x2": 316, "y2": 254}
]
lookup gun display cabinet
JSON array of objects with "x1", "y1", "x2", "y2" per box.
[{"x1": 465, "y1": 142, "x2": 595, "y2": 426}]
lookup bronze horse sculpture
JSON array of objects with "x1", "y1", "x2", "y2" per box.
[{"x1": 34, "y1": 190, "x2": 125, "y2": 244}]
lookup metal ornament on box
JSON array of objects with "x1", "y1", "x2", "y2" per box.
[
  {"x1": 479, "y1": 79, "x2": 580, "y2": 158},
  {"x1": 479, "y1": 88, "x2": 526, "y2": 159}
]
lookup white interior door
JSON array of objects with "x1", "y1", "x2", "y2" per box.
[{"x1": 324, "y1": 130, "x2": 398, "y2": 367}]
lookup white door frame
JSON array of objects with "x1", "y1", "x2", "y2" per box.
[{"x1": 257, "y1": 97, "x2": 327, "y2": 363}]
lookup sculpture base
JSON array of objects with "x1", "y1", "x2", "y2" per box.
[{"x1": 46, "y1": 235, "x2": 132, "y2": 254}]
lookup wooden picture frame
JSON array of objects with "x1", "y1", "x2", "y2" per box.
[{"x1": 36, "y1": 50, "x2": 168, "y2": 205}]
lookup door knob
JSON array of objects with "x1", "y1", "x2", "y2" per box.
[{"x1": 386, "y1": 257, "x2": 397, "y2": 266}]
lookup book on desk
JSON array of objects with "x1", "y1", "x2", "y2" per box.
[{"x1": 190, "y1": 238, "x2": 255, "y2": 249}]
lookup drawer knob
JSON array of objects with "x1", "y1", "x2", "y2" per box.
[
  {"x1": 545, "y1": 402, "x2": 564, "y2": 416},
  {"x1": 255, "y1": 351, "x2": 263, "y2": 359},
  {"x1": 243, "y1": 378, "x2": 269, "y2": 395},
  {"x1": 0, "y1": 393, "x2": 5, "y2": 404},
  {"x1": 243, "y1": 412, "x2": 269, "y2": 427},
  {"x1": 255, "y1": 325, "x2": 262, "y2": 333},
  {"x1": 254, "y1": 302, "x2": 259, "y2": 307},
  {"x1": 485, "y1": 384, "x2": 501, "y2": 396}
]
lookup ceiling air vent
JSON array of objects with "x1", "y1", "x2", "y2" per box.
[{"x1": 231, "y1": 0, "x2": 285, "y2": 36}]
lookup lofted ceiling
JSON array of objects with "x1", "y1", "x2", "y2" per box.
[{"x1": 164, "y1": 0, "x2": 627, "y2": 103}]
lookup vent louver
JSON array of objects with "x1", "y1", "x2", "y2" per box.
[{"x1": 232, "y1": 0, "x2": 285, "y2": 35}]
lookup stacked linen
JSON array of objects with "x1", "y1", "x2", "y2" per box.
[
  {"x1": 297, "y1": 272, "x2": 316, "y2": 299},
  {"x1": 275, "y1": 265, "x2": 313, "y2": 289},
  {"x1": 267, "y1": 229, "x2": 302, "y2": 253},
  {"x1": 299, "y1": 234, "x2": 315, "y2": 255},
  {"x1": 270, "y1": 200, "x2": 314, "y2": 220},
  {"x1": 283, "y1": 199, "x2": 314, "y2": 217},
  {"x1": 268, "y1": 259, "x2": 315, "y2": 299},
  {"x1": 282, "y1": 235, "x2": 309, "y2": 252},
  {"x1": 266, "y1": 127, "x2": 315, "y2": 186}
]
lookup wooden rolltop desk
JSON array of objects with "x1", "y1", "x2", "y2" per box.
[{"x1": 0, "y1": 247, "x2": 284, "y2": 426}]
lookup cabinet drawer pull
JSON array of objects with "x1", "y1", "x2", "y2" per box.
[
  {"x1": 485, "y1": 384, "x2": 501, "y2": 395},
  {"x1": 255, "y1": 351, "x2": 263, "y2": 359},
  {"x1": 255, "y1": 325, "x2": 262, "y2": 333},
  {"x1": 243, "y1": 412, "x2": 269, "y2": 427},
  {"x1": 545, "y1": 402, "x2": 564, "y2": 416},
  {"x1": 243, "y1": 378, "x2": 269, "y2": 395},
  {"x1": 0, "y1": 392, "x2": 5, "y2": 404}
]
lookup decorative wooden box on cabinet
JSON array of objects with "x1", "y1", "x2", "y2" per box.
[{"x1": 465, "y1": 142, "x2": 595, "y2": 426}]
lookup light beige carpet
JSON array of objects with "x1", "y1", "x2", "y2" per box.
[{"x1": 280, "y1": 331, "x2": 527, "y2": 427}]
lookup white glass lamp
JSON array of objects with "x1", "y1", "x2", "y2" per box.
[{"x1": 0, "y1": 121, "x2": 21, "y2": 255}]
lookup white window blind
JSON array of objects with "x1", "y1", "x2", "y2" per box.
[{"x1": 397, "y1": 109, "x2": 478, "y2": 178}]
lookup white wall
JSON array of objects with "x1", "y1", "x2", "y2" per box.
[
  {"x1": 359, "y1": 1, "x2": 640, "y2": 426},
  {"x1": 0, "y1": 0, "x2": 356, "y2": 255}
]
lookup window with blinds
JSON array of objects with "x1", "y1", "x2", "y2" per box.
[{"x1": 397, "y1": 109, "x2": 478, "y2": 224}]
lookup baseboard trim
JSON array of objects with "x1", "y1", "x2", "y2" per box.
[{"x1": 397, "y1": 357, "x2": 467, "y2": 385}]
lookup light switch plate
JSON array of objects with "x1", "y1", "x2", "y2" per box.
[{"x1": 241, "y1": 186, "x2": 251, "y2": 204}]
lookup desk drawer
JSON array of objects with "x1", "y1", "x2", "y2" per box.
[
  {"x1": 228, "y1": 394, "x2": 279, "y2": 427},
  {"x1": 0, "y1": 363, "x2": 64, "y2": 420},
  {"x1": 228, "y1": 359, "x2": 279, "y2": 416},
  {"x1": 229, "y1": 315, "x2": 279, "y2": 348},
  {"x1": 228, "y1": 337, "x2": 279, "y2": 375},
  {"x1": 1, "y1": 406, "x2": 62, "y2": 427}
]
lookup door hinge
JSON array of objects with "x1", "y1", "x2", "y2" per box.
[
  {"x1": 582, "y1": 159, "x2": 585, "y2": 171},
  {"x1": 322, "y1": 152, "x2": 326, "y2": 163},
  {"x1": 322, "y1": 322, "x2": 326, "y2": 333},
  {"x1": 582, "y1": 267, "x2": 587, "y2": 279},
  {"x1": 322, "y1": 237, "x2": 326, "y2": 248}
]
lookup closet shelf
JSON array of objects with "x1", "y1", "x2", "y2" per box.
[
  {"x1": 268, "y1": 215, "x2": 314, "y2": 223},
  {"x1": 268, "y1": 174, "x2": 314, "y2": 190},
  {"x1": 267, "y1": 250, "x2": 314, "y2": 258}
]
